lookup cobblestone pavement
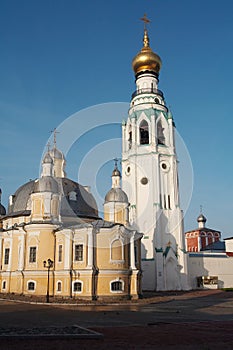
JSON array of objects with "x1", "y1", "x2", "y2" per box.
[{"x1": 0, "y1": 290, "x2": 233, "y2": 349}]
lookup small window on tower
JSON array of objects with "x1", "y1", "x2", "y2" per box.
[
  {"x1": 128, "y1": 131, "x2": 132, "y2": 149},
  {"x1": 140, "y1": 120, "x2": 149, "y2": 145},
  {"x1": 157, "y1": 121, "x2": 165, "y2": 145}
]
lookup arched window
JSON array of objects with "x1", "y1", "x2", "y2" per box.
[
  {"x1": 73, "y1": 281, "x2": 82, "y2": 292},
  {"x1": 157, "y1": 120, "x2": 165, "y2": 145},
  {"x1": 57, "y1": 281, "x2": 62, "y2": 292},
  {"x1": 139, "y1": 120, "x2": 149, "y2": 145},
  {"x1": 128, "y1": 131, "x2": 132, "y2": 149},
  {"x1": 111, "y1": 239, "x2": 123, "y2": 261},
  {"x1": 28, "y1": 281, "x2": 35, "y2": 291},
  {"x1": 111, "y1": 280, "x2": 123, "y2": 292}
]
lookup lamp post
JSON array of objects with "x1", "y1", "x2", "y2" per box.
[{"x1": 43, "y1": 258, "x2": 53, "y2": 303}]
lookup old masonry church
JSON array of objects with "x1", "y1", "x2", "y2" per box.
[{"x1": 0, "y1": 20, "x2": 233, "y2": 299}]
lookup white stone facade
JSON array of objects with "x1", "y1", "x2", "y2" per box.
[
  {"x1": 122, "y1": 48, "x2": 190, "y2": 291},
  {"x1": 188, "y1": 253, "x2": 233, "y2": 289}
]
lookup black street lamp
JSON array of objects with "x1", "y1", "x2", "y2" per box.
[{"x1": 43, "y1": 258, "x2": 53, "y2": 303}]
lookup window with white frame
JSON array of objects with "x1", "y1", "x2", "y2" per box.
[
  {"x1": 2, "y1": 281, "x2": 6, "y2": 290},
  {"x1": 28, "y1": 281, "x2": 35, "y2": 291},
  {"x1": 73, "y1": 281, "x2": 82, "y2": 292},
  {"x1": 57, "y1": 281, "x2": 62, "y2": 292},
  {"x1": 74, "y1": 244, "x2": 83, "y2": 261},
  {"x1": 58, "y1": 245, "x2": 63, "y2": 262},
  {"x1": 111, "y1": 280, "x2": 123, "y2": 292},
  {"x1": 29, "y1": 246, "x2": 36, "y2": 263}
]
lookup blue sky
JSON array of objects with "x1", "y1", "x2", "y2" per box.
[{"x1": 0, "y1": 0, "x2": 233, "y2": 237}]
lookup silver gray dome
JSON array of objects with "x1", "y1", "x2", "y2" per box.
[
  {"x1": 7, "y1": 178, "x2": 99, "y2": 220},
  {"x1": 112, "y1": 168, "x2": 121, "y2": 177},
  {"x1": 50, "y1": 148, "x2": 63, "y2": 160},
  {"x1": 105, "y1": 188, "x2": 128, "y2": 203},
  {"x1": 197, "y1": 214, "x2": 207, "y2": 223},
  {"x1": 43, "y1": 152, "x2": 53, "y2": 164}
]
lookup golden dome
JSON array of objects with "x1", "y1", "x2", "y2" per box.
[{"x1": 132, "y1": 29, "x2": 162, "y2": 75}]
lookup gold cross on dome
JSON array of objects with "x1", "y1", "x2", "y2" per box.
[{"x1": 140, "y1": 14, "x2": 151, "y2": 30}]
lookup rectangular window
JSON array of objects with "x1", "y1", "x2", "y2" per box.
[
  {"x1": 4, "y1": 248, "x2": 10, "y2": 265},
  {"x1": 111, "y1": 281, "x2": 123, "y2": 291},
  {"x1": 29, "y1": 247, "x2": 36, "y2": 263},
  {"x1": 74, "y1": 244, "x2": 83, "y2": 261},
  {"x1": 58, "y1": 245, "x2": 63, "y2": 262}
]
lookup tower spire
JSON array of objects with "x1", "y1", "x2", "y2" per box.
[
  {"x1": 140, "y1": 14, "x2": 150, "y2": 47},
  {"x1": 50, "y1": 128, "x2": 60, "y2": 149},
  {"x1": 114, "y1": 157, "x2": 119, "y2": 170}
]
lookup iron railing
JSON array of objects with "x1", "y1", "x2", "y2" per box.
[{"x1": 131, "y1": 88, "x2": 164, "y2": 99}]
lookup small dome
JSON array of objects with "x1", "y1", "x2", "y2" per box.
[
  {"x1": 34, "y1": 177, "x2": 59, "y2": 193},
  {"x1": 112, "y1": 167, "x2": 121, "y2": 177},
  {"x1": 105, "y1": 188, "x2": 128, "y2": 203},
  {"x1": 43, "y1": 152, "x2": 53, "y2": 164},
  {"x1": 50, "y1": 147, "x2": 64, "y2": 160},
  {"x1": 132, "y1": 29, "x2": 162, "y2": 75},
  {"x1": 197, "y1": 214, "x2": 207, "y2": 223}
]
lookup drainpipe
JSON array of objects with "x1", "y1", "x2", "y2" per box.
[
  {"x1": 21, "y1": 223, "x2": 27, "y2": 294},
  {"x1": 70, "y1": 230, "x2": 74, "y2": 298}
]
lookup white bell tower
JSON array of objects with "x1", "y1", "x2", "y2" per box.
[{"x1": 122, "y1": 16, "x2": 190, "y2": 291}]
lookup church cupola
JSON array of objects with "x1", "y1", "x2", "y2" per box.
[
  {"x1": 31, "y1": 149, "x2": 61, "y2": 223},
  {"x1": 104, "y1": 160, "x2": 129, "y2": 225},
  {"x1": 49, "y1": 128, "x2": 67, "y2": 178},
  {"x1": 129, "y1": 14, "x2": 167, "y2": 113},
  {"x1": 132, "y1": 18, "x2": 162, "y2": 76},
  {"x1": 197, "y1": 213, "x2": 207, "y2": 229},
  {"x1": 41, "y1": 152, "x2": 53, "y2": 177}
]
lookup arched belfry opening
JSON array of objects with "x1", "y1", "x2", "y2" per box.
[
  {"x1": 139, "y1": 120, "x2": 149, "y2": 145},
  {"x1": 157, "y1": 120, "x2": 165, "y2": 145}
]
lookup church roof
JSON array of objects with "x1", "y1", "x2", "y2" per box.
[
  {"x1": 7, "y1": 177, "x2": 99, "y2": 220},
  {"x1": 201, "y1": 241, "x2": 225, "y2": 252}
]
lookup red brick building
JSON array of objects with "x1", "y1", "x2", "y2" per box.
[{"x1": 185, "y1": 214, "x2": 220, "y2": 252}]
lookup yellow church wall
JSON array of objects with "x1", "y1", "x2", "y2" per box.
[
  {"x1": 97, "y1": 273, "x2": 129, "y2": 297},
  {"x1": 0, "y1": 213, "x2": 141, "y2": 299},
  {"x1": 10, "y1": 233, "x2": 20, "y2": 271},
  {"x1": 25, "y1": 229, "x2": 55, "y2": 271}
]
